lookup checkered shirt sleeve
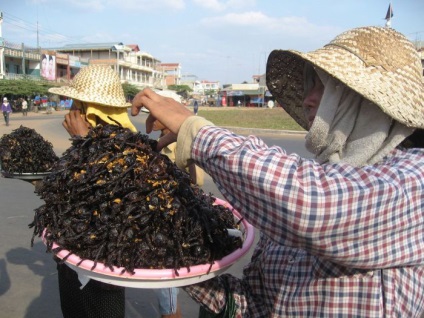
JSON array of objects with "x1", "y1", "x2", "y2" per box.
[{"x1": 185, "y1": 126, "x2": 424, "y2": 317}]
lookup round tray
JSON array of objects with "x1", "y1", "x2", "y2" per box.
[
  {"x1": 1, "y1": 170, "x2": 51, "y2": 181},
  {"x1": 47, "y1": 198, "x2": 254, "y2": 288},
  {"x1": 0, "y1": 161, "x2": 51, "y2": 181}
]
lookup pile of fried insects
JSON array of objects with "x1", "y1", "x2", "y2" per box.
[
  {"x1": 29, "y1": 124, "x2": 243, "y2": 275},
  {"x1": 0, "y1": 126, "x2": 59, "y2": 173}
]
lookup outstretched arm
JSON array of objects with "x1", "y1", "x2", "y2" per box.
[{"x1": 131, "y1": 88, "x2": 193, "y2": 149}]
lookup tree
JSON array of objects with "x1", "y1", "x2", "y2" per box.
[
  {"x1": 168, "y1": 84, "x2": 193, "y2": 99},
  {"x1": 204, "y1": 89, "x2": 217, "y2": 98},
  {"x1": 122, "y1": 82, "x2": 143, "y2": 101},
  {"x1": 0, "y1": 78, "x2": 59, "y2": 99}
]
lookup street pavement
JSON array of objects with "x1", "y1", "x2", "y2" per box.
[{"x1": 0, "y1": 109, "x2": 290, "y2": 318}]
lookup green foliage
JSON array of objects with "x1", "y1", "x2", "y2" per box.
[
  {"x1": 122, "y1": 82, "x2": 143, "y2": 101},
  {"x1": 168, "y1": 85, "x2": 192, "y2": 99},
  {"x1": 204, "y1": 89, "x2": 217, "y2": 98},
  {"x1": 0, "y1": 78, "x2": 58, "y2": 98}
]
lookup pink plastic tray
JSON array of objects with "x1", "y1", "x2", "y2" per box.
[{"x1": 47, "y1": 198, "x2": 255, "y2": 288}]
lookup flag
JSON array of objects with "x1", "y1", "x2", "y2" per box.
[{"x1": 385, "y1": 3, "x2": 393, "y2": 20}]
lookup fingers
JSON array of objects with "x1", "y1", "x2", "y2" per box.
[
  {"x1": 132, "y1": 88, "x2": 194, "y2": 136},
  {"x1": 156, "y1": 131, "x2": 178, "y2": 151},
  {"x1": 131, "y1": 88, "x2": 155, "y2": 116},
  {"x1": 145, "y1": 114, "x2": 156, "y2": 134},
  {"x1": 63, "y1": 109, "x2": 91, "y2": 137}
]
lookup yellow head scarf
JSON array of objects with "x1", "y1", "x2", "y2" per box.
[{"x1": 77, "y1": 101, "x2": 137, "y2": 132}]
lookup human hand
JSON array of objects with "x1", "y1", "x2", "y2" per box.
[
  {"x1": 131, "y1": 88, "x2": 193, "y2": 135},
  {"x1": 63, "y1": 109, "x2": 91, "y2": 137},
  {"x1": 151, "y1": 119, "x2": 177, "y2": 150}
]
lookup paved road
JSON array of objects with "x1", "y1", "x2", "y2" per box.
[{"x1": 0, "y1": 110, "x2": 308, "y2": 318}]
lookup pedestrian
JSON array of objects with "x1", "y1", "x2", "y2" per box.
[
  {"x1": 131, "y1": 26, "x2": 424, "y2": 317},
  {"x1": 237, "y1": 100, "x2": 241, "y2": 107},
  {"x1": 21, "y1": 98, "x2": 28, "y2": 116},
  {"x1": 193, "y1": 100, "x2": 199, "y2": 115},
  {"x1": 1, "y1": 97, "x2": 12, "y2": 126}
]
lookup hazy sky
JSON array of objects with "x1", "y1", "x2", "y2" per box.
[{"x1": 1, "y1": 0, "x2": 423, "y2": 85}]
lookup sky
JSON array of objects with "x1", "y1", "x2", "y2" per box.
[{"x1": 1, "y1": 0, "x2": 423, "y2": 85}]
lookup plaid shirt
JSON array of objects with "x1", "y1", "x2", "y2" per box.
[{"x1": 184, "y1": 126, "x2": 424, "y2": 317}]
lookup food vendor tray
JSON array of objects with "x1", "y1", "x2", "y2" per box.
[
  {"x1": 46, "y1": 198, "x2": 255, "y2": 288},
  {"x1": 1, "y1": 170, "x2": 51, "y2": 181},
  {"x1": 0, "y1": 161, "x2": 51, "y2": 181}
]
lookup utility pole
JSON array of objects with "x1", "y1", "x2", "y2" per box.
[
  {"x1": 37, "y1": 21, "x2": 39, "y2": 48},
  {"x1": 0, "y1": 12, "x2": 5, "y2": 78}
]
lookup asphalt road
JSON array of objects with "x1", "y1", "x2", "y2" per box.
[{"x1": 0, "y1": 110, "x2": 309, "y2": 318}]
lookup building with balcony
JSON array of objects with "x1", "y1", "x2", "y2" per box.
[
  {"x1": 51, "y1": 42, "x2": 165, "y2": 89},
  {"x1": 158, "y1": 63, "x2": 181, "y2": 86},
  {"x1": 192, "y1": 80, "x2": 220, "y2": 95},
  {"x1": 0, "y1": 11, "x2": 168, "y2": 89},
  {"x1": 0, "y1": 39, "x2": 45, "y2": 80}
]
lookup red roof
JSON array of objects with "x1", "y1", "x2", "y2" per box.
[{"x1": 127, "y1": 44, "x2": 140, "y2": 52}]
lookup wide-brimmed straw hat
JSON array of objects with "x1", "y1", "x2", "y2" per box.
[
  {"x1": 266, "y1": 26, "x2": 424, "y2": 130},
  {"x1": 49, "y1": 65, "x2": 131, "y2": 108}
]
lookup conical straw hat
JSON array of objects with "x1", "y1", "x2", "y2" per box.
[
  {"x1": 49, "y1": 65, "x2": 131, "y2": 108},
  {"x1": 266, "y1": 26, "x2": 424, "y2": 130}
]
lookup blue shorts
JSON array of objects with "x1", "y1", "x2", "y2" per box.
[{"x1": 154, "y1": 287, "x2": 179, "y2": 315}]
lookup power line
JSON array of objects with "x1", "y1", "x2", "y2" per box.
[{"x1": 1, "y1": 10, "x2": 89, "y2": 47}]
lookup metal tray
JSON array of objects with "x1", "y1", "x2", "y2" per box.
[
  {"x1": 1, "y1": 170, "x2": 51, "y2": 181},
  {"x1": 0, "y1": 160, "x2": 51, "y2": 181}
]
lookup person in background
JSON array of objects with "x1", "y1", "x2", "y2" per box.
[
  {"x1": 150, "y1": 118, "x2": 204, "y2": 318},
  {"x1": 152, "y1": 119, "x2": 204, "y2": 187},
  {"x1": 1, "y1": 97, "x2": 12, "y2": 126},
  {"x1": 51, "y1": 64, "x2": 193, "y2": 318},
  {"x1": 193, "y1": 100, "x2": 199, "y2": 116},
  {"x1": 131, "y1": 26, "x2": 424, "y2": 317},
  {"x1": 21, "y1": 98, "x2": 28, "y2": 116},
  {"x1": 48, "y1": 64, "x2": 138, "y2": 318}
]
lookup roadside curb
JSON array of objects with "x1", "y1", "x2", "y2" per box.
[
  {"x1": 222, "y1": 126, "x2": 307, "y2": 136},
  {"x1": 2, "y1": 111, "x2": 307, "y2": 137}
]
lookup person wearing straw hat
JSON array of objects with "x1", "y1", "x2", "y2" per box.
[
  {"x1": 50, "y1": 65, "x2": 186, "y2": 318},
  {"x1": 48, "y1": 65, "x2": 137, "y2": 318},
  {"x1": 131, "y1": 26, "x2": 424, "y2": 317}
]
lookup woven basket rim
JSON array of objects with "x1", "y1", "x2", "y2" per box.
[{"x1": 266, "y1": 26, "x2": 424, "y2": 130}]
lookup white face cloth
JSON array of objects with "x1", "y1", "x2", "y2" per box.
[{"x1": 305, "y1": 68, "x2": 414, "y2": 167}]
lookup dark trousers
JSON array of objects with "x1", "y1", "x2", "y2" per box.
[
  {"x1": 57, "y1": 262, "x2": 125, "y2": 318},
  {"x1": 3, "y1": 112, "x2": 9, "y2": 125}
]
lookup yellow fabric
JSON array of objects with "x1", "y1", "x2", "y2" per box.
[
  {"x1": 85, "y1": 103, "x2": 137, "y2": 132},
  {"x1": 176, "y1": 116, "x2": 214, "y2": 170}
]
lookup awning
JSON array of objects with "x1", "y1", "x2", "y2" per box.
[
  {"x1": 250, "y1": 97, "x2": 264, "y2": 104},
  {"x1": 227, "y1": 90, "x2": 244, "y2": 96},
  {"x1": 223, "y1": 89, "x2": 262, "y2": 96}
]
